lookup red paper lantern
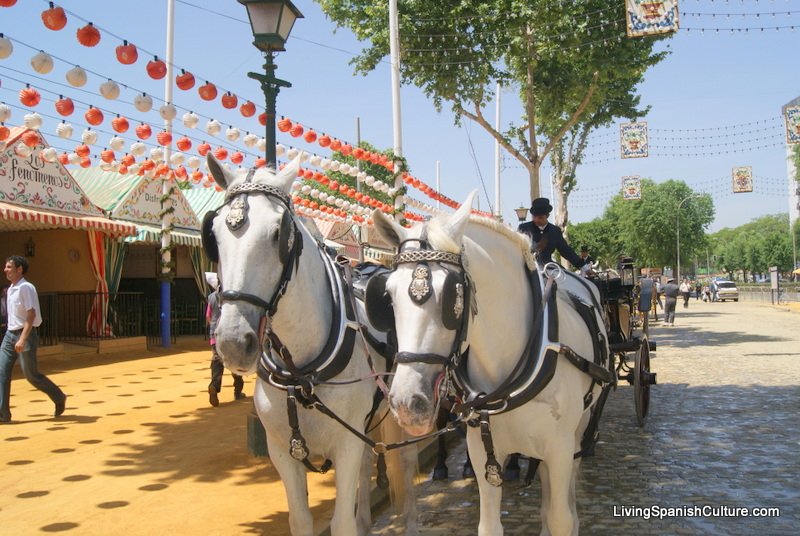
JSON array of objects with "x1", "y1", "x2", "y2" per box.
[
  {"x1": 112, "y1": 116, "x2": 129, "y2": 133},
  {"x1": 55, "y1": 96, "x2": 74, "y2": 116},
  {"x1": 289, "y1": 124, "x2": 304, "y2": 138},
  {"x1": 240, "y1": 101, "x2": 256, "y2": 117},
  {"x1": 258, "y1": 112, "x2": 267, "y2": 126},
  {"x1": 254, "y1": 157, "x2": 266, "y2": 168},
  {"x1": 277, "y1": 118, "x2": 292, "y2": 132},
  {"x1": 176, "y1": 69, "x2": 195, "y2": 90},
  {"x1": 57, "y1": 152, "x2": 68, "y2": 165},
  {"x1": 75, "y1": 144, "x2": 90, "y2": 157},
  {"x1": 303, "y1": 169, "x2": 313, "y2": 179},
  {"x1": 330, "y1": 139, "x2": 342, "y2": 151},
  {"x1": 191, "y1": 170, "x2": 203, "y2": 183},
  {"x1": 318, "y1": 134, "x2": 331, "y2": 148},
  {"x1": 0, "y1": 0, "x2": 18, "y2": 7},
  {"x1": 146, "y1": 57, "x2": 167, "y2": 80},
  {"x1": 115, "y1": 40, "x2": 138, "y2": 65},
  {"x1": 230, "y1": 151, "x2": 244, "y2": 164},
  {"x1": 198, "y1": 82, "x2": 217, "y2": 101},
  {"x1": 0, "y1": 126, "x2": 8, "y2": 141},
  {"x1": 76, "y1": 23, "x2": 101, "y2": 47},
  {"x1": 21, "y1": 130, "x2": 40, "y2": 148},
  {"x1": 120, "y1": 154, "x2": 135, "y2": 166},
  {"x1": 214, "y1": 146, "x2": 228, "y2": 161},
  {"x1": 197, "y1": 142, "x2": 211, "y2": 156},
  {"x1": 41, "y1": 4, "x2": 68, "y2": 31},
  {"x1": 176, "y1": 136, "x2": 192, "y2": 151},
  {"x1": 156, "y1": 130, "x2": 173, "y2": 146},
  {"x1": 118, "y1": 165, "x2": 128, "y2": 175},
  {"x1": 329, "y1": 181, "x2": 339, "y2": 191},
  {"x1": 221, "y1": 92, "x2": 238, "y2": 109},
  {"x1": 80, "y1": 157, "x2": 91, "y2": 168},
  {"x1": 84, "y1": 107, "x2": 104, "y2": 126},
  {"x1": 304, "y1": 130, "x2": 317, "y2": 143},
  {"x1": 100, "y1": 149, "x2": 115, "y2": 163},
  {"x1": 353, "y1": 147, "x2": 365, "y2": 159},
  {"x1": 19, "y1": 87, "x2": 41, "y2": 107},
  {"x1": 341, "y1": 144, "x2": 353, "y2": 156},
  {"x1": 140, "y1": 159, "x2": 155, "y2": 171},
  {"x1": 135, "y1": 123, "x2": 152, "y2": 140}
]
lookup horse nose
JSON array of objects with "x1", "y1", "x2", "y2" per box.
[
  {"x1": 243, "y1": 330, "x2": 260, "y2": 357},
  {"x1": 409, "y1": 393, "x2": 430, "y2": 415}
]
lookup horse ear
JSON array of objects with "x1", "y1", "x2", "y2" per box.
[
  {"x1": 372, "y1": 209, "x2": 407, "y2": 248},
  {"x1": 274, "y1": 152, "x2": 303, "y2": 192},
  {"x1": 439, "y1": 190, "x2": 475, "y2": 244},
  {"x1": 207, "y1": 153, "x2": 234, "y2": 190}
]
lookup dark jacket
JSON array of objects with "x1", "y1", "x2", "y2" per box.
[
  {"x1": 662, "y1": 282, "x2": 680, "y2": 300},
  {"x1": 518, "y1": 221, "x2": 585, "y2": 267}
]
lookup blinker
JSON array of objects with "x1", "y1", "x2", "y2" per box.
[{"x1": 408, "y1": 263, "x2": 433, "y2": 304}]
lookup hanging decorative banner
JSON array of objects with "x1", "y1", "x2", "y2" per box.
[
  {"x1": 621, "y1": 176, "x2": 642, "y2": 200},
  {"x1": 783, "y1": 104, "x2": 800, "y2": 145},
  {"x1": 620, "y1": 122, "x2": 648, "y2": 158},
  {"x1": 731, "y1": 166, "x2": 753, "y2": 193},
  {"x1": 625, "y1": 0, "x2": 680, "y2": 38}
]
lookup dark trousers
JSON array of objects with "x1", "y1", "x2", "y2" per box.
[
  {"x1": 664, "y1": 297, "x2": 677, "y2": 325},
  {"x1": 209, "y1": 344, "x2": 243, "y2": 394},
  {"x1": 0, "y1": 328, "x2": 64, "y2": 422},
  {"x1": 682, "y1": 292, "x2": 690, "y2": 308}
]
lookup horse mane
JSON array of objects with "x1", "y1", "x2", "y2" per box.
[{"x1": 427, "y1": 214, "x2": 536, "y2": 271}]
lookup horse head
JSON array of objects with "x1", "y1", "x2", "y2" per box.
[
  {"x1": 370, "y1": 192, "x2": 476, "y2": 436},
  {"x1": 203, "y1": 154, "x2": 302, "y2": 375}
]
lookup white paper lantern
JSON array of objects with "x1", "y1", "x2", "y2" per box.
[
  {"x1": 373, "y1": 180, "x2": 384, "y2": 190},
  {"x1": 186, "y1": 156, "x2": 201, "y2": 169},
  {"x1": 275, "y1": 143, "x2": 286, "y2": 157},
  {"x1": 339, "y1": 163, "x2": 351, "y2": 175},
  {"x1": 81, "y1": 128, "x2": 98, "y2": 145},
  {"x1": 128, "y1": 163, "x2": 140, "y2": 174},
  {"x1": 41, "y1": 147, "x2": 58, "y2": 162},
  {"x1": 225, "y1": 127, "x2": 240, "y2": 142},
  {"x1": 169, "y1": 152, "x2": 184, "y2": 166},
  {"x1": 67, "y1": 152, "x2": 81, "y2": 165},
  {"x1": 388, "y1": 187, "x2": 398, "y2": 196},
  {"x1": 335, "y1": 198, "x2": 344, "y2": 207},
  {"x1": 349, "y1": 166, "x2": 360, "y2": 177},
  {"x1": 149, "y1": 147, "x2": 164, "y2": 162},
  {"x1": 330, "y1": 161, "x2": 341, "y2": 172},
  {"x1": 301, "y1": 185, "x2": 311, "y2": 194},
  {"x1": 99, "y1": 79, "x2": 120, "y2": 100},
  {"x1": 357, "y1": 172, "x2": 367, "y2": 181},
  {"x1": 130, "y1": 142, "x2": 146, "y2": 156},
  {"x1": 0, "y1": 36, "x2": 13, "y2": 60},
  {"x1": 292, "y1": 181, "x2": 302, "y2": 191},
  {"x1": 56, "y1": 122, "x2": 73, "y2": 139},
  {"x1": 287, "y1": 147, "x2": 299, "y2": 160},
  {"x1": 15, "y1": 143, "x2": 33, "y2": 158},
  {"x1": 318, "y1": 193, "x2": 328, "y2": 203},
  {"x1": 109, "y1": 136, "x2": 125, "y2": 151},
  {"x1": 65, "y1": 66, "x2": 87, "y2": 88},
  {"x1": 182, "y1": 111, "x2": 199, "y2": 129},
  {"x1": 0, "y1": 103, "x2": 11, "y2": 122},
  {"x1": 310, "y1": 189, "x2": 320, "y2": 198},
  {"x1": 23, "y1": 112, "x2": 43, "y2": 130},
  {"x1": 256, "y1": 137, "x2": 267, "y2": 152},
  {"x1": 309, "y1": 155, "x2": 322, "y2": 167},
  {"x1": 100, "y1": 161, "x2": 114, "y2": 171},
  {"x1": 158, "y1": 103, "x2": 177, "y2": 121},
  {"x1": 133, "y1": 93, "x2": 153, "y2": 113},
  {"x1": 205, "y1": 119, "x2": 221, "y2": 136},
  {"x1": 320, "y1": 158, "x2": 331, "y2": 170},
  {"x1": 342, "y1": 201, "x2": 351, "y2": 210},
  {"x1": 364, "y1": 176, "x2": 375, "y2": 186},
  {"x1": 30, "y1": 51, "x2": 54, "y2": 74},
  {"x1": 243, "y1": 133, "x2": 258, "y2": 148}
]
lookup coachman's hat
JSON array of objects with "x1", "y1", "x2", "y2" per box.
[{"x1": 530, "y1": 197, "x2": 553, "y2": 216}]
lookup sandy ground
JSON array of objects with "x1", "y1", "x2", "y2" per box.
[{"x1": 0, "y1": 337, "x2": 341, "y2": 535}]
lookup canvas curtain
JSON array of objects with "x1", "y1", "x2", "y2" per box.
[
  {"x1": 104, "y1": 236, "x2": 127, "y2": 295},
  {"x1": 86, "y1": 230, "x2": 112, "y2": 337},
  {"x1": 190, "y1": 246, "x2": 216, "y2": 298}
]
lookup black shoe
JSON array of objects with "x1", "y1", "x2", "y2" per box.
[
  {"x1": 55, "y1": 395, "x2": 67, "y2": 417},
  {"x1": 208, "y1": 386, "x2": 220, "y2": 407},
  {"x1": 234, "y1": 391, "x2": 246, "y2": 400}
]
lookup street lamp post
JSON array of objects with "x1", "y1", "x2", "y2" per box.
[
  {"x1": 676, "y1": 194, "x2": 701, "y2": 282},
  {"x1": 514, "y1": 206, "x2": 529, "y2": 223},
  {"x1": 239, "y1": 0, "x2": 303, "y2": 170}
]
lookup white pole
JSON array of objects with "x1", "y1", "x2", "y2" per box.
[
  {"x1": 159, "y1": 0, "x2": 175, "y2": 347},
  {"x1": 494, "y1": 82, "x2": 501, "y2": 219},
  {"x1": 389, "y1": 0, "x2": 404, "y2": 221}
]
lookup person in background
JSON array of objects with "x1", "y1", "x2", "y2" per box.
[
  {"x1": 679, "y1": 279, "x2": 692, "y2": 308},
  {"x1": 0, "y1": 256, "x2": 67, "y2": 423},
  {"x1": 695, "y1": 281, "x2": 702, "y2": 300},
  {"x1": 710, "y1": 279, "x2": 719, "y2": 302},
  {"x1": 662, "y1": 277, "x2": 680, "y2": 326},
  {"x1": 205, "y1": 272, "x2": 244, "y2": 407},
  {"x1": 518, "y1": 197, "x2": 587, "y2": 269}
]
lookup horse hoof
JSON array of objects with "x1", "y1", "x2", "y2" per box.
[
  {"x1": 462, "y1": 464, "x2": 475, "y2": 479},
  {"x1": 432, "y1": 467, "x2": 449, "y2": 481}
]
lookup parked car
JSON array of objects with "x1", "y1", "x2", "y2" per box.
[{"x1": 716, "y1": 280, "x2": 739, "y2": 302}]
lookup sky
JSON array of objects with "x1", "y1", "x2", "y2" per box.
[{"x1": 1, "y1": 0, "x2": 798, "y2": 232}]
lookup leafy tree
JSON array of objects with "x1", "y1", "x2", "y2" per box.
[
  {"x1": 316, "y1": 0, "x2": 669, "y2": 213},
  {"x1": 711, "y1": 214, "x2": 794, "y2": 279}
]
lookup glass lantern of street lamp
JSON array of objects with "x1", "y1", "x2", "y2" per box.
[
  {"x1": 238, "y1": 0, "x2": 303, "y2": 52},
  {"x1": 618, "y1": 256, "x2": 636, "y2": 288},
  {"x1": 514, "y1": 206, "x2": 529, "y2": 222}
]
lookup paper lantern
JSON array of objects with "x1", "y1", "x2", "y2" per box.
[
  {"x1": 277, "y1": 118, "x2": 292, "y2": 132},
  {"x1": 41, "y1": 3, "x2": 68, "y2": 30},
  {"x1": 287, "y1": 148, "x2": 299, "y2": 160},
  {"x1": 197, "y1": 142, "x2": 211, "y2": 156},
  {"x1": 100, "y1": 149, "x2": 115, "y2": 163},
  {"x1": 118, "y1": 164, "x2": 128, "y2": 174},
  {"x1": 149, "y1": 147, "x2": 164, "y2": 162},
  {"x1": 205, "y1": 119, "x2": 221, "y2": 136},
  {"x1": 258, "y1": 112, "x2": 266, "y2": 126},
  {"x1": 21, "y1": 130, "x2": 40, "y2": 148},
  {"x1": 80, "y1": 157, "x2": 91, "y2": 168},
  {"x1": 213, "y1": 146, "x2": 228, "y2": 160},
  {"x1": 340, "y1": 144, "x2": 353, "y2": 156},
  {"x1": 74, "y1": 144, "x2": 90, "y2": 157},
  {"x1": 330, "y1": 139, "x2": 342, "y2": 151},
  {"x1": 146, "y1": 57, "x2": 167, "y2": 79},
  {"x1": 112, "y1": 116, "x2": 129, "y2": 133},
  {"x1": 0, "y1": 103, "x2": 10, "y2": 122},
  {"x1": 120, "y1": 153, "x2": 135, "y2": 166},
  {"x1": 182, "y1": 111, "x2": 199, "y2": 129},
  {"x1": 169, "y1": 152, "x2": 184, "y2": 166},
  {"x1": 76, "y1": 23, "x2": 101, "y2": 47},
  {"x1": 0, "y1": 35, "x2": 13, "y2": 59},
  {"x1": 30, "y1": 51, "x2": 54, "y2": 74},
  {"x1": 225, "y1": 126, "x2": 240, "y2": 142},
  {"x1": 99, "y1": 79, "x2": 120, "y2": 100},
  {"x1": 0, "y1": 125, "x2": 9, "y2": 143},
  {"x1": 304, "y1": 130, "x2": 317, "y2": 144},
  {"x1": 186, "y1": 156, "x2": 201, "y2": 169},
  {"x1": 65, "y1": 65, "x2": 87, "y2": 87},
  {"x1": 19, "y1": 87, "x2": 41, "y2": 107},
  {"x1": 84, "y1": 107, "x2": 104, "y2": 126},
  {"x1": 289, "y1": 124, "x2": 304, "y2": 138},
  {"x1": 240, "y1": 101, "x2": 256, "y2": 117},
  {"x1": 243, "y1": 133, "x2": 258, "y2": 148},
  {"x1": 23, "y1": 112, "x2": 43, "y2": 130},
  {"x1": 133, "y1": 93, "x2": 153, "y2": 113},
  {"x1": 156, "y1": 130, "x2": 173, "y2": 146},
  {"x1": 54, "y1": 96, "x2": 74, "y2": 116},
  {"x1": 221, "y1": 92, "x2": 238, "y2": 109},
  {"x1": 15, "y1": 142, "x2": 33, "y2": 158},
  {"x1": 130, "y1": 142, "x2": 146, "y2": 156},
  {"x1": 115, "y1": 40, "x2": 138, "y2": 65},
  {"x1": 230, "y1": 151, "x2": 244, "y2": 164},
  {"x1": 198, "y1": 82, "x2": 217, "y2": 101},
  {"x1": 174, "y1": 165, "x2": 187, "y2": 180},
  {"x1": 176, "y1": 69, "x2": 195, "y2": 90},
  {"x1": 176, "y1": 136, "x2": 192, "y2": 151},
  {"x1": 56, "y1": 151, "x2": 69, "y2": 165},
  {"x1": 135, "y1": 123, "x2": 152, "y2": 140},
  {"x1": 276, "y1": 143, "x2": 286, "y2": 156},
  {"x1": 41, "y1": 147, "x2": 58, "y2": 162},
  {"x1": 56, "y1": 121, "x2": 73, "y2": 138},
  {"x1": 318, "y1": 134, "x2": 331, "y2": 148},
  {"x1": 80, "y1": 128, "x2": 98, "y2": 145},
  {"x1": 159, "y1": 103, "x2": 177, "y2": 121},
  {"x1": 254, "y1": 157, "x2": 266, "y2": 168},
  {"x1": 109, "y1": 135, "x2": 125, "y2": 151},
  {"x1": 257, "y1": 137, "x2": 267, "y2": 152},
  {"x1": 353, "y1": 147, "x2": 365, "y2": 159}
]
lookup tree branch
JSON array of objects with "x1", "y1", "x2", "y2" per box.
[
  {"x1": 540, "y1": 71, "x2": 600, "y2": 161},
  {"x1": 456, "y1": 101, "x2": 533, "y2": 171}
]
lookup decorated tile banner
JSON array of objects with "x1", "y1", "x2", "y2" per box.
[
  {"x1": 626, "y1": 0, "x2": 680, "y2": 38},
  {"x1": 783, "y1": 105, "x2": 800, "y2": 145},
  {"x1": 732, "y1": 166, "x2": 753, "y2": 193},
  {"x1": 622, "y1": 176, "x2": 642, "y2": 200},
  {"x1": 620, "y1": 122, "x2": 649, "y2": 158}
]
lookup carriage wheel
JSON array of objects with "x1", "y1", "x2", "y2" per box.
[{"x1": 634, "y1": 336, "x2": 652, "y2": 427}]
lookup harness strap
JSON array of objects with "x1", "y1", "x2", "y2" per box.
[
  {"x1": 287, "y1": 387, "x2": 333, "y2": 474},
  {"x1": 479, "y1": 411, "x2": 504, "y2": 487},
  {"x1": 395, "y1": 352, "x2": 450, "y2": 365},
  {"x1": 560, "y1": 345, "x2": 614, "y2": 384}
]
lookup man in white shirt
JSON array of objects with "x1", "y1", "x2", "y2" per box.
[{"x1": 0, "y1": 255, "x2": 67, "y2": 423}]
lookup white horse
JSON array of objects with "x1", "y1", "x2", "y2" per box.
[
  {"x1": 370, "y1": 193, "x2": 611, "y2": 536},
  {"x1": 204, "y1": 155, "x2": 419, "y2": 536}
]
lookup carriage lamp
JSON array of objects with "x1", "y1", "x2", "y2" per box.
[
  {"x1": 24, "y1": 236, "x2": 35, "y2": 257},
  {"x1": 239, "y1": 0, "x2": 303, "y2": 169},
  {"x1": 514, "y1": 206, "x2": 529, "y2": 222},
  {"x1": 619, "y1": 257, "x2": 636, "y2": 287}
]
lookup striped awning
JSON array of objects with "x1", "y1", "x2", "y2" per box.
[
  {"x1": 0, "y1": 202, "x2": 137, "y2": 237},
  {"x1": 126, "y1": 223, "x2": 201, "y2": 246}
]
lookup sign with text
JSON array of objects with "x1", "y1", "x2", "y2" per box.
[
  {"x1": 113, "y1": 174, "x2": 199, "y2": 229},
  {"x1": 626, "y1": 0, "x2": 680, "y2": 37},
  {"x1": 620, "y1": 122, "x2": 649, "y2": 158},
  {"x1": 622, "y1": 176, "x2": 642, "y2": 200},
  {"x1": 731, "y1": 166, "x2": 753, "y2": 193}
]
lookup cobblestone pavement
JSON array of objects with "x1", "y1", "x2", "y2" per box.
[{"x1": 370, "y1": 300, "x2": 800, "y2": 535}]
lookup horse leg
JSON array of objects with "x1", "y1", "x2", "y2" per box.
[
  {"x1": 400, "y1": 445, "x2": 420, "y2": 536},
  {"x1": 540, "y1": 450, "x2": 578, "y2": 536},
  {"x1": 265, "y1": 434, "x2": 314, "y2": 536},
  {"x1": 463, "y1": 449, "x2": 475, "y2": 479},
  {"x1": 503, "y1": 453, "x2": 520, "y2": 481},
  {"x1": 329, "y1": 440, "x2": 365, "y2": 536},
  {"x1": 466, "y1": 431, "x2": 503, "y2": 536},
  {"x1": 539, "y1": 462, "x2": 551, "y2": 536},
  {"x1": 432, "y1": 408, "x2": 449, "y2": 480},
  {"x1": 356, "y1": 447, "x2": 374, "y2": 536}
]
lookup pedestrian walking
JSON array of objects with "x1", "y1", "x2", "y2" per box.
[
  {"x1": 710, "y1": 279, "x2": 719, "y2": 302},
  {"x1": 0, "y1": 255, "x2": 67, "y2": 423},
  {"x1": 680, "y1": 279, "x2": 691, "y2": 308},
  {"x1": 205, "y1": 272, "x2": 244, "y2": 407},
  {"x1": 695, "y1": 281, "x2": 702, "y2": 300},
  {"x1": 662, "y1": 277, "x2": 680, "y2": 326}
]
